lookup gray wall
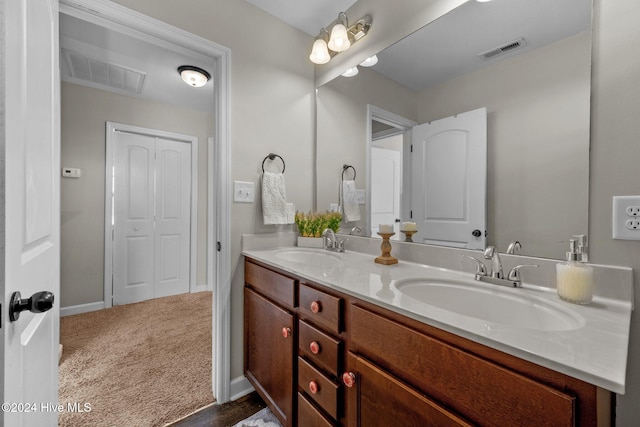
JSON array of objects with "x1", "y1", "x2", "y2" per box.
[
  {"x1": 591, "y1": 0, "x2": 640, "y2": 424},
  {"x1": 61, "y1": 81, "x2": 212, "y2": 307}
]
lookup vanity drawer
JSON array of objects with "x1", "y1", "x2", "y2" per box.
[
  {"x1": 299, "y1": 284, "x2": 342, "y2": 334},
  {"x1": 298, "y1": 357, "x2": 340, "y2": 420},
  {"x1": 245, "y1": 260, "x2": 296, "y2": 309},
  {"x1": 298, "y1": 393, "x2": 335, "y2": 427},
  {"x1": 350, "y1": 305, "x2": 576, "y2": 427},
  {"x1": 299, "y1": 320, "x2": 342, "y2": 377}
]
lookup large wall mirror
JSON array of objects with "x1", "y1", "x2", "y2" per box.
[{"x1": 316, "y1": 0, "x2": 592, "y2": 259}]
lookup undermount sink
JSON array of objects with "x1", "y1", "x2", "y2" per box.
[
  {"x1": 273, "y1": 248, "x2": 342, "y2": 265},
  {"x1": 394, "y1": 278, "x2": 585, "y2": 331}
]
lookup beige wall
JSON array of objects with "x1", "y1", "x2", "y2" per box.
[
  {"x1": 591, "y1": 0, "x2": 640, "y2": 423},
  {"x1": 61, "y1": 82, "x2": 211, "y2": 307},
  {"x1": 109, "y1": 0, "x2": 316, "y2": 379},
  {"x1": 417, "y1": 32, "x2": 591, "y2": 258}
]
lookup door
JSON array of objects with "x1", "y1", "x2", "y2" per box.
[
  {"x1": 111, "y1": 126, "x2": 193, "y2": 305},
  {"x1": 2, "y1": 0, "x2": 60, "y2": 425},
  {"x1": 410, "y1": 108, "x2": 487, "y2": 249},
  {"x1": 371, "y1": 146, "x2": 402, "y2": 237}
]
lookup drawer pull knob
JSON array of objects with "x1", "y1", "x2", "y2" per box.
[
  {"x1": 310, "y1": 301, "x2": 322, "y2": 313},
  {"x1": 342, "y1": 372, "x2": 356, "y2": 388},
  {"x1": 309, "y1": 381, "x2": 319, "y2": 394},
  {"x1": 281, "y1": 327, "x2": 292, "y2": 338},
  {"x1": 309, "y1": 341, "x2": 321, "y2": 354}
]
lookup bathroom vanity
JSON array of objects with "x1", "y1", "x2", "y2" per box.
[{"x1": 243, "y1": 245, "x2": 631, "y2": 427}]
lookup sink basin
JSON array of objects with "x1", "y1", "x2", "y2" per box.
[
  {"x1": 273, "y1": 248, "x2": 341, "y2": 264},
  {"x1": 394, "y1": 278, "x2": 585, "y2": 331}
]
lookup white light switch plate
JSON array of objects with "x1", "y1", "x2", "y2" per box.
[
  {"x1": 234, "y1": 181, "x2": 255, "y2": 203},
  {"x1": 62, "y1": 167, "x2": 81, "y2": 178},
  {"x1": 356, "y1": 189, "x2": 365, "y2": 205},
  {"x1": 612, "y1": 196, "x2": 640, "y2": 239}
]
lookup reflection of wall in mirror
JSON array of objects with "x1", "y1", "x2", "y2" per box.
[{"x1": 316, "y1": 31, "x2": 590, "y2": 259}]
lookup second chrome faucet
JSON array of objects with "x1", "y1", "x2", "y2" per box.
[{"x1": 463, "y1": 245, "x2": 538, "y2": 288}]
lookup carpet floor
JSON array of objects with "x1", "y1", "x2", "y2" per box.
[{"x1": 59, "y1": 291, "x2": 214, "y2": 427}]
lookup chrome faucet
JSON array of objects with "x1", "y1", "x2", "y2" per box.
[
  {"x1": 322, "y1": 228, "x2": 347, "y2": 252},
  {"x1": 506, "y1": 241, "x2": 521, "y2": 254},
  {"x1": 462, "y1": 252, "x2": 539, "y2": 288},
  {"x1": 483, "y1": 246, "x2": 503, "y2": 279},
  {"x1": 349, "y1": 226, "x2": 362, "y2": 236}
]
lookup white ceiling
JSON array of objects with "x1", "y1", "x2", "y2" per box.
[
  {"x1": 59, "y1": 0, "x2": 591, "y2": 108},
  {"x1": 60, "y1": 13, "x2": 215, "y2": 112},
  {"x1": 244, "y1": 0, "x2": 358, "y2": 36}
]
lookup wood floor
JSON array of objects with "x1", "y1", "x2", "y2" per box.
[{"x1": 168, "y1": 392, "x2": 266, "y2": 427}]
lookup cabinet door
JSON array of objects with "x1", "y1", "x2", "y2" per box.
[
  {"x1": 245, "y1": 288, "x2": 295, "y2": 427},
  {"x1": 344, "y1": 352, "x2": 474, "y2": 427}
]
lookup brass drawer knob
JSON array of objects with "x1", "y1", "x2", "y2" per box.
[
  {"x1": 281, "y1": 327, "x2": 292, "y2": 338},
  {"x1": 310, "y1": 301, "x2": 322, "y2": 314},
  {"x1": 309, "y1": 341, "x2": 321, "y2": 354},
  {"x1": 309, "y1": 380, "x2": 319, "y2": 394},
  {"x1": 342, "y1": 372, "x2": 356, "y2": 388}
]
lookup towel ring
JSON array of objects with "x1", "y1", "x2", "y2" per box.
[
  {"x1": 342, "y1": 164, "x2": 356, "y2": 181},
  {"x1": 262, "y1": 153, "x2": 285, "y2": 174}
]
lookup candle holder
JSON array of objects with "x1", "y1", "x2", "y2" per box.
[
  {"x1": 401, "y1": 229, "x2": 417, "y2": 242},
  {"x1": 375, "y1": 233, "x2": 398, "y2": 265}
]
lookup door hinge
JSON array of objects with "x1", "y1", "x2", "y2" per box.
[
  {"x1": 217, "y1": 241, "x2": 222, "y2": 252},
  {"x1": 410, "y1": 210, "x2": 413, "y2": 219},
  {"x1": 410, "y1": 144, "x2": 413, "y2": 153}
]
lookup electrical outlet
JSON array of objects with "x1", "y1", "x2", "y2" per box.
[
  {"x1": 613, "y1": 196, "x2": 640, "y2": 239},
  {"x1": 233, "y1": 181, "x2": 254, "y2": 203},
  {"x1": 62, "y1": 167, "x2": 81, "y2": 178}
]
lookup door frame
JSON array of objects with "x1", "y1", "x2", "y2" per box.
[
  {"x1": 366, "y1": 105, "x2": 416, "y2": 237},
  {"x1": 60, "y1": 0, "x2": 232, "y2": 403},
  {"x1": 104, "y1": 121, "x2": 199, "y2": 304}
]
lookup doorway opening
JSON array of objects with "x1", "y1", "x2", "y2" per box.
[{"x1": 59, "y1": 0, "x2": 231, "y2": 410}]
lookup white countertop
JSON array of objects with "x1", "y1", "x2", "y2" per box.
[{"x1": 242, "y1": 246, "x2": 632, "y2": 394}]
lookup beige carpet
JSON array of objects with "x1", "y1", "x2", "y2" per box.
[{"x1": 59, "y1": 292, "x2": 214, "y2": 427}]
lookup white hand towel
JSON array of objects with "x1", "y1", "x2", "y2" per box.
[
  {"x1": 262, "y1": 172, "x2": 287, "y2": 225},
  {"x1": 342, "y1": 180, "x2": 361, "y2": 222}
]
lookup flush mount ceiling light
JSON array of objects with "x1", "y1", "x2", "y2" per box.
[
  {"x1": 309, "y1": 12, "x2": 372, "y2": 64},
  {"x1": 177, "y1": 65, "x2": 211, "y2": 88}
]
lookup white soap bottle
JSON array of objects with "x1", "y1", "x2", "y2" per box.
[{"x1": 556, "y1": 239, "x2": 594, "y2": 304}]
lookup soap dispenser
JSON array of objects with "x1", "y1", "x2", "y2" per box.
[{"x1": 556, "y1": 239, "x2": 594, "y2": 304}]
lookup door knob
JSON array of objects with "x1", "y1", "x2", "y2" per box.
[
  {"x1": 472, "y1": 229, "x2": 482, "y2": 237},
  {"x1": 9, "y1": 291, "x2": 54, "y2": 322}
]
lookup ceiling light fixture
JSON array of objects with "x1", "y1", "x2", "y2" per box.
[
  {"x1": 177, "y1": 65, "x2": 211, "y2": 88},
  {"x1": 309, "y1": 12, "x2": 372, "y2": 65}
]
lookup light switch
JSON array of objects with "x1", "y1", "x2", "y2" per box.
[
  {"x1": 234, "y1": 181, "x2": 255, "y2": 203},
  {"x1": 356, "y1": 189, "x2": 365, "y2": 205},
  {"x1": 62, "y1": 167, "x2": 81, "y2": 178}
]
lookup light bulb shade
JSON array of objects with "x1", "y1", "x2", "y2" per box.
[
  {"x1": 328, "y1": 23, "x2": 350, "y2": 52},
  {"x1": 359, "y1": 55, "x2": 378, "y2": 67},
  {"x1": 178, "y1": 66, "x2": 210, "y2": 88},
  {"x1": 309, "y1": 39, "x2": 331, "y2": 64},
  {"x1": 341, "y1": 67, "x2": 359, "y2": 77}
]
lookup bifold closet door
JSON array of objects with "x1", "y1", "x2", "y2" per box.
[{"x1": 112, "y1": 132, "x2": 191, "y2": 305}]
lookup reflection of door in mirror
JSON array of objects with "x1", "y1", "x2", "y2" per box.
[
  {"x1": 410, "y1": 108, "x2": 486, "y2": 249},
  {"x1": 371, "y1": 137, "x2": 402, "y2": 239}
]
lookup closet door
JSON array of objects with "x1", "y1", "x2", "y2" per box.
[
  {"x1": 154, "y1": 138, "x2": 191, "y2": 298},
  {"x1": 112, "y1": 132, "x2": 156, "y2": 305}
]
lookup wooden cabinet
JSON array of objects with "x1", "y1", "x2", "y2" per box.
[{"x1": 244, "y1": 258, "x2": 611, "y2": 427}]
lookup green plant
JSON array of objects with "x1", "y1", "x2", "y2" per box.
[{"x1": 294, "y1": 211, "x2": 342, "y2": 237}]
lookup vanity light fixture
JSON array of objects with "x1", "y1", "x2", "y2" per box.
[
  {"x1": 341, "y1": 67, "x2": 359, "y2": 77},
  {"x1": 309, "y1": 12, "x2": 372, "y2": 64},
  {"x1": 177, "y1": 65, "x2": 211, "y2": 88},
  {"x1": 359, "y1": 55, "x2": 378, "y2": 67}
]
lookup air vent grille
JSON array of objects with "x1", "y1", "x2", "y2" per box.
[
  {"x1": 62, "y1": 48, "x2": 146, "y2": 94},
  {"x1": 478, "y1": 38, "x2": 527, "y2": 59}
]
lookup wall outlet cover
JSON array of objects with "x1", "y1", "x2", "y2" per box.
[{"x1": 613, "y1": 196, "x2": 640, "y2": 239}]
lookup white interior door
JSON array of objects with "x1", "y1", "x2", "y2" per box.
[
  {"x1": 111, "y1": 127, "x2": 193, "y2": 305},
  {"x1": 411, "y1": 108, "x2": 487, "y2": 249},
  {"x1": 371, "y1": 147, "x2": 402, "y2": 237},
  {"x1": 154, "y1": 139, "x2": 191, "y2": 298},
  {"x1": 2, "y1": 0, "x2": 60, "y2": 425}
]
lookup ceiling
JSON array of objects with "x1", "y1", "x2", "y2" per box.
[
  {"x1": 60, "y1": 13, "x2": 215, "y2": 112},
  {"x1": 59, "y1": 0, "x2": 591, "y2": 108}
]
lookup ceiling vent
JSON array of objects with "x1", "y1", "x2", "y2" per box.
[
  {"x1": 62, "y1": 48, "x2": 146, "y2": 94},
  {"x1": 478, "y1": 38, "x2": 527, "y2": 60}
]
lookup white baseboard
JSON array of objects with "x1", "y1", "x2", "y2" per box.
[
  {"x1": 192, "y1": 283, "x2": 211, "y2": 293},
  {"x1": 229, "y1": 376, "x2": 254, "y2": 401},
  {"x1": 60, "y1": 301, "x2": 105, "y2": 317}
]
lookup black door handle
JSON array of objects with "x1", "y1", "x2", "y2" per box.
[
  {"x1": 9, "y1": 291, "x2": 54, "y2": 322},
  {"x1": 472, "y1": 229, "x2": 482, "y2": 237}
]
